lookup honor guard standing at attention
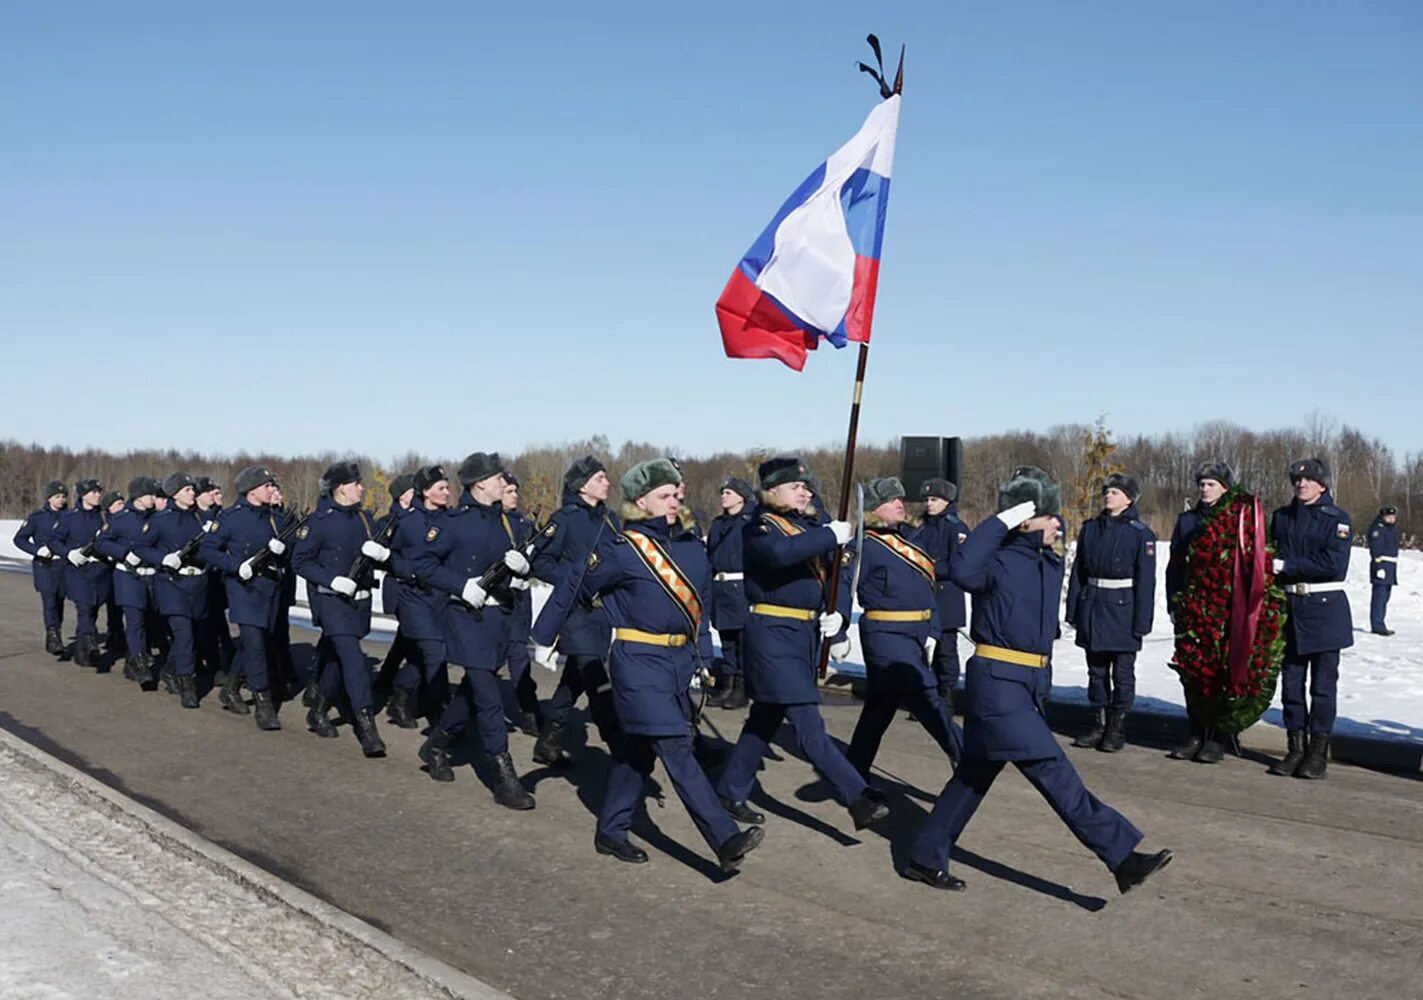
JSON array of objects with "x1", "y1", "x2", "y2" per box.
[
  {"x1": 1368, "y1": 506, "x2": 1399, "y2": 636},
  {"x1": 1065, "y1": 473, "x2": 1156, "y2": 753},
  {"x1": 905, "y1": 467, "x2": 1172, "y2": 895},
  {"x1": 916, "y1": 478, "x2": 969, "y2": 709},
  {"x1": 1267, "y1": 457, "x2": 1353, "y2": 780},
  {"x1": 529, "y1": 455, "x2": 624, "y2": 769},
  {"x1": 374, "y1": 473, "x2": 419, "y2": 727},
  {"x1": 96, "y1": 477, "x2": 162, "y2": 685},
  {"x1": 293, "y1": 461, "x2": 391, "y2": 758},
  {"x1": 200, "y1": 465, "x2": 288, "y2": 731},
  {"x1": 389, "y1": 465, "x2": 453, "y2": 728},
  {"x1": 844, "y1": 477, "x2": 963, "y2": 783},
  {"x1": 713, "y1": 457, "x2": 890, "y2": 834},
  {"x1": 13, "y1": 480, "x2": 70, "y2": 655},
  {"x1": 705, "y1": 476, "x2": 756, "y2": 710},
  {"x1": 533, "y1": 459, "x2": 765, "y2": 872},
  {"x1": 134, "y1": 473, "x2": 213, "y2": 709},
  {"x1": 409, "y1": 453, "x2": 536, "y2": 810},
  {"x1": 1164, "y1": 461, "x2": 1233, "y2": 763},
  {"x1": 500, "y1": 473, "x2": 543, "y2": 737},
  {"x1": 51, "y1": 479, "x2": 112, "y2": 668}
]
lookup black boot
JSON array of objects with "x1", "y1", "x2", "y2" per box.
[
  {"x1": 517, "y1": 711, "x2": 540, "y2": 738},
  {"x1": 595, "y1": 833, "x2": 649, "y2": 864},
  {"x1": 1294, "y1": 733, "x2": 1329, "y2": 779},
  {"x1": 1268, "y1": 730, "x2": 1307, "y2": 775},
  {"x1": 219, "y1": 673, "x2": 250, "y2": 715},
  {"x1": 719, "y1": 798, "x2": 765, "y2": 825},
  {"x1": 306, "y1": 699, "x2": 339, "y2": 738},
  {"x1": 716, "y1": 825, "x2": 765, "y2": 874},
  {"x1": 721, "y1": 674, "x2": 749, "y2": 711},
  {"x1": 903, "y1": 860, "x2": 966, "y2": 891},
  {"x1": 252, "y1": 689, "x2": 281, "y2": 731},
  {"x1": 1168, "y1": 722, "x2": 1204, "y2": 760},
  {"x1": 352, "y1": 709, "x2": 387, "y2": 758},
  {"x1": 531, "y1": 721, "x2": 573, "y2": 769},
  {"x1": 1099, "y1": 710, "x2": 1127, "y2": 753},
  {"x1": 301, "y1": 678, "x2": 320, "y2": 709},
  {"x1": 1193, "y1": 727, "x2": 1225, "y2": 764},
  {"x1": 158, "y1": 660, "x2": 178, "y2": 695},
  {"x1": 45, "y1": 628, "x2": 64, "y2": 655},
  {"x1": 704, "y1": 676, "x2": 729, "y2": 710},
  {"x1": 849, "y1": 793, "x2": 890, "y2": 831},
  {"x1": 1073, "y1": 708, "x2": 1107, "y2": 749},
  {"x1": 122, "y1": 656, "x2": 141, "y2": 683},
  {"x1": 1114, "y1": 849, "x2": 1173, "y2": 894},
  {"x1": 74, "y1": 634, "x2": 96, "y2": 668},
  {"x1": 490, "y1": 752, "x2": 535, "y2": 810},
  {"x1": 176, "y1": 674, "x2": 200, "y2": 709},
  {"x1": 385, "y1": 687, "x2": 419, "y2": 729},
  {"x1": 418, "y1": 726, "x2": 456, "y2": 782}
]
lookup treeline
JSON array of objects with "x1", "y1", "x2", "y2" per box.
[{"x1": 1, "y1": 414, "x2": 1417, "y2": 545}]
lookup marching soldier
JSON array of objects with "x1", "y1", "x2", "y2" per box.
[
  {"x1": 12, "y1": 480, "x2": 70, "y2": 655},
  {"x1": 1368, "y1": 505, "x2": 1399, "y2": 636},
  {"x1": 501, "y1": 473, "x2": 542, "y2": 737},
  {"x1": 50, "y1": 479, "x2": 112, "y2": 668},
  {"x1": 713, "y1": 457, "x2": 890, "y2": 834},
  {"x1": 706, "y1": 476, "x2": 756, "y2": 710},
  {"x1": 199, "y1": 465, "x2": 289, "y2": 731},
  {"x1": 374, "y1": 473, "x2": 420, "y2": 727},
  {"x1": 916, "y1": 478, "x2": 969, "y2": 709},
  {"x1": 1065, "y1": 473, "x2": 1156, "y2": 753},
  {"x1": 1268, "y1": 457, "x2": 1353, "y2": 780},
  {"x1": 95, "y1": 477, "x2": 162, "y2": 685},
  {"x1": 904, "y1": 467, "x2": 1171, "y2": 895},
  {"x1": 194, "y1": 476, "x2": 235, "y2": 677},
  {"x1": 388, "y1": 465, "x2": 453, "y2": 729},
  {"x1": 844, "y1": 477, "x2": 963, "y2": 783}
]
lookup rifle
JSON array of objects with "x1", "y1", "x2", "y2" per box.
[
  {"x1": 174, "y1": 515, "x2": 217, "y2": 567},
  {"x1": 476, "y1": 507, "x2": 554, "y2": 609},
  {"x1": 343, "y1": 508, "x2": 403, "y2": 596},
  {"x1": 245, "y1": 507, "x2": 312, "y2": 580}
]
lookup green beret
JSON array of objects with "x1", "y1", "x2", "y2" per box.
[{"x1": 621, "y1": 458, "x2": 683, "y2": 502}]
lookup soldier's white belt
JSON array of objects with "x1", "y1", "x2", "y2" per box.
[
  {"x1": 713, "y1": 572, "x2": 744, "y2": 582},
  {"x1": 1374, "y1": 556, "x2": 1398, "y2": 563},
  {"x1": 115, "y1": 564, "x2": 156, "y2": 577},
  {"x1": 317, "y1": 585, "x2": 371, "y2": 600},
  {"x1": 1087, "y1": 577, "x2": 1133, "y2": 589},
  {"x1": 176, "y1": 567, "x2": 204, "y2": 576},
  {"x1": 1282, "y1": 581, "x2": 1346, "y2": 595}
]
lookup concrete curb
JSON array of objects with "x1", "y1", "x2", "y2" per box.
[{"x1": 0, "y1": 726, "x2": 511, "y2": 1000}]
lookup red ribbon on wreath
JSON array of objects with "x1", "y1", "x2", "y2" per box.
[{"x1": 1226, "y1": 494, "x2": 1269, "y2": 690}]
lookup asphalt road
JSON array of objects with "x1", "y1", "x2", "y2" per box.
[{"x1": 0, "y1": 570, "x2": 1419, "y2": 999}]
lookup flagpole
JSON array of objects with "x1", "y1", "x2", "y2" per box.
[{"x1": 818, "y1": 47, "x2": 902, "y2": 681}]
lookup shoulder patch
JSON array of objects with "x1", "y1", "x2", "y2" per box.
[
  {"x1": 295, "y1": 524, "x2": 310, "y2": 540},
  {"x1": 426, "y1": 526, "x2": 439, "y2": 542},
  {"x1": 1145, "y1": 541, "x2": 1155, "y2": 556},
  {"x1": 1335, "y1": 522, "x2": 1350, "y2": 539}
]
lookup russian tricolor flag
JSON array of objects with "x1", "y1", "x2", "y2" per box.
[{"x1": 717, "y1": 94, "x2": 900, "y2": 371}]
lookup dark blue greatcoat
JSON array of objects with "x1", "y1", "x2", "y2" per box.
[
  {"x1": 1368, "y1": 516, "x2": 1399, "y2": 587},
  {"x1": 389, "y1": 504, "x2": 450, "y2": 641},
  {"x1": 529, "y1": 491, "x2": 621, "y2": 657},
  {"x1": 292, "y1": 501, "x2": 378, "y2": 638},
  {"x1": 1271, "y1": 493, "x2": 1354, "y2": 656},
  {"x1": 1065, "y1": 505, "x2": 1156, "y2": 652},
  {"x1": 846, "y1": 523, "x2": 941, "y2": 687},
  {"x1": 375, "y1": 502, "x2": 415, "y2": 615},
  {"x1": 1165, "y1": 503, "x2": 1212, "y2": 610},
  {"x1": 706, "y1": 503, "x2": 756, "y2": 631},
  {"x1": 95, "y1": 505, "x2": 157, "y2": 609},
  {"x1": 199, "y1": 499, "x2": 282, "y2": 628},
  {"x1": 52, "y1": 506, "x2": 113, "y2": 607},
  {"x1": 14, "y1": 505, "x2": 67, "y2": 597},
  {"x1": 918, "y1": 505, "x2": 970, "y2": 630},
  {"x1": 132, "y1": 504, "x2": 211, "y2": 619}
]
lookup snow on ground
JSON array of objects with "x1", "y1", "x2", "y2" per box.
[{"x1": 4, "y1": 520, "x2": 1419, "y2": 744}]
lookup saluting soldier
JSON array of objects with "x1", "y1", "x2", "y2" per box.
[
  {"x1": 844, "y1": 477, "x2": 963, "y2": 784},
  {"x1": 904, "y1": 467, "x2": 1171, "y2": 895},
  {"x1": 95, "y1": 476, "x2": 162, "y2": 685},
  {"x1": 1065, "y1": 473, "x2": 1156, "y2": 753},
  {"x1": 713, "y1": 457, "x2": 890, "y2": 834},
  {"x1": 705, "y1": 476, "x2": 756, "y2": 710},
  {"x1": 1368, "y1": 505, "x2": 1399, "y2": 636},
  {"x1": 916, "y1": 478, "x2": 969, "y2": 710},
  {"x1": 1267, "y1": 457, "x2": 1353, "y2": 780},
  {"x1": 50, "y1": 479, "x2": 112, "y2": 668},
  {"x1": 12, "y1": 480, "x2": 70, "y2": 655}
]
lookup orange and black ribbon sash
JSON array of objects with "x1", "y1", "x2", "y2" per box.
[
  {"x1": 622, "y1": 527, "x2": 703, "y2": 637},
  {"x1": 869, "y1": 530, "x2": 936, "y2": 583},
  {"x1": 760, "y1": 512, "x2": 829, "y2": 587}
]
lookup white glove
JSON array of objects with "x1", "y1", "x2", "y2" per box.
[
  {"x1": 238, "y1": 558, "x2": 255, "y2": 581},
  {"x1": 162, "y1": 552, "x2": 183, "y2": 570},
  {"x1": 203, "y1": 520, "x2": 219, "y2": 533},
  {"x1": 1377, "y1": 569, "x2": 1386, "y2": 580},
  {"x1": 503, "y1": 549, "x2": 531, "y2": 575},
  {"x1": 124, "y1": 551, "x2": 142, "y2": 567},
  {"x1": 1272, "y1": 558, "x2": 1285, "y2": 574},
  {"x1": 461, "y1": 579, "x2": 487, "y2": 608},
  {"x1": 830, "y1": 638, "x2": 852, "y2": 662},
  {"x1": 924, "y1": 634, "x2": 938, "y2": 662},
  {"x1": 533, "y1": 643, "x2": 560, "y2": 671},
  {"x1": 361, "y1": 540, "x2": 390, "y2": 562},
  {"x1": 827, "y1": 520, "x2": 854, "y2": 545},
  {"x1": 67, "y1": 548, "x2": 88, "y2": 567},
  {"x1": 509, "y1": 575, "x2": 531, "y2": 591},
  {"x1": 996, "y1": 501, "x2": 1037, "y2": 529},
  {"x1": 819, "y1": 611, "x2": 845, "y2": 637},
  {"x1": 330, "y1": 575, "x2": 358, "y2": 597},
  {"x1": 267, "y1": 537, "x2": 286, "y2": 555},
  {"x1": 36, "y1": 545, "x2": 51, "y2": 559}
]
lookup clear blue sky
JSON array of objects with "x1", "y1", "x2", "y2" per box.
[{"x1": 3, "y1": 2, "x2": 1420, "y2": 462}]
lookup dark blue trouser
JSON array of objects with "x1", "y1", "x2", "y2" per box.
[
  {"x1": 117, "y1": 602, "x2": 147, "y2": 658},
  {"x1": 1370, "y1": 584, "x2": 1391, "y2": 633},
  {"x1": 320, "y1": 634, "x2": 373, "y2": 713},
  {"x1": 911, "y1": 753, "x2": 1142, "y2": 873},
  {"x1": 197, "y1": 615, "x2": 232, "y2": 673},
  {"x1": 75, "y1": 602, "x2": 98, "y2": 639},
  {"x1": 544, "y1": 655, "x2": 624, "y2": 757},
  {"x1": 236, "y1": 624, "x2": 271, "y2": 692},
  {"x1": 716, "y1": 628, "x2": 743, "y2": 680},
  {"x1": 599, "y1": 733, "x2": 739, "y2": 849},
  {"x1": 847, "y1": 662, "x2": 963, "y2": 775},
  {"x1": 931, "y1": 629, "x2": 961, "y2": 692},
  {"x1": 167, "y1": 616, "x2": 196, "y2": 676},
  {"x1": 716, "y1": 700, "x2": 867, "y2": 806},
  {"x1": 438, "y1": 669, "x2": 508, "y2": 757},
  {"x1": 39, "y1": 589, "x2": 65, "y2": 631},
  {"x1": 1086, "y1": 650, "x2": 1137, "y2": 711},
  {"x1": 386, "y1": 630, "x2": 419, "y2": 691},
  {"x1": 1281, "y1": 650, "x2": 1340, "y2": 734}
]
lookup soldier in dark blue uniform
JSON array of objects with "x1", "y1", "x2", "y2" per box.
[
  {"x1": 533, "y1": 459, "x2": 764, "y2": 871},
  {"x1": 712, "y1": 457, "x2": 890, "y2": 834},
  {"x1": 1164, "y1": 460, "x2": 1233, "y2": 763},
  {"x1": 705, "y1": 476, "x2": 756, "y2": 710},
  {"x1": 98, "y1": 490, "x2": 125, "y2": 654},
  {"x1": 133, "y1": 473, "x2": 213, "y2": 708},
  {"x1": 409, "y1": 453, "x2": 535, "y2": 810},
  {"x1": 389, "y1": 465, "x2": 453, "y2": 728},
  {"x1": 844, "y1": 477, "x2": 963, "y2": 783},
  {"x1": 917, "y1": 478, "x2": 969, "y2": 710},
  {"x1": 1368, "y1": 505, "x2": 1399, "y2": 636},
  {"x1": 293, "y1": 460, "x2": 391, "y2": 758},
  {"x1": 266, "y1": 483, "x2": 303, "y2": 700},
  {"x1": 528, "y1": 455, "x2": 624, "y2": 769},
  {"x1": 96, "y1": 477, "x2": 162, "y2": 684},
  {"x1": 194, "y1": 477, "x2": 235, "y2": 678},
  {"x1": 13, "y1": 480, "x2": 70, "y2": 655},
  {"x1": 905, "y1": 467, "x2": 1171, "y2": 895},
  {"x1": 199, "y1": 465, "x2": 288, "y2": 731},
  {"x1": 50, "y1": 479, "x2": 112, "y2": 668},
  {"x1": 500, "y1": 473, "x2": 542, "y2": 737},
  {"x1": 373, "y1": 473, "x2": 419, "y2": 727},
  {"x1": 1267, "y1": 457, "x2": 1353, "y2": 780},
  {"x1": 1065, "y1": 473, "x2": 1156, "y2": 753}
]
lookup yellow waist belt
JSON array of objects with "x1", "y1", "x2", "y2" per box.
[
  {"x1": 975, "y1": 644, "x2": 1049, "y2": 668},
  {"x1": 612, "y1": 628, "x2": 688, "y2": 647},
  {"x1": 749, "y1": 603, "x2": 819, "y2": 621},
  {"x1": 863, "y1": 609, "x2": 933, "y2": 622}
]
